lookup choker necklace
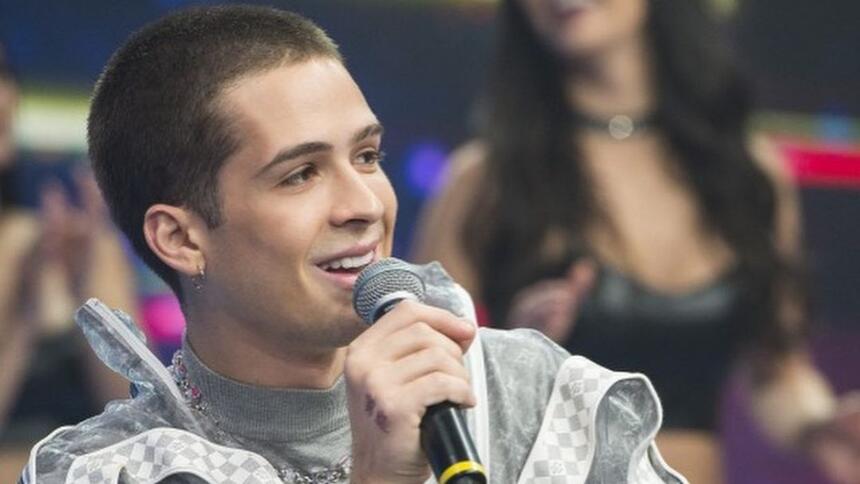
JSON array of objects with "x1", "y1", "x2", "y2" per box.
[
  {"x1": 572, "y1": 111, "x2": 657, "y2": 140},
  {"x1": 170, "y1": 350, "x2": 352, "y2": 484}
]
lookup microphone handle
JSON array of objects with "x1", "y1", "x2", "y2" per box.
[
  {"x1": 367, "y1": 292, "x2": 487, "y2": 483},
  {"x1": 420, "y1": 403, "x2": 487, "y2": 484}
]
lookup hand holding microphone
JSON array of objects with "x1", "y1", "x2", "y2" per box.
[{"x1": 345, "y1": 258, "x2": 487, "y2": 484}]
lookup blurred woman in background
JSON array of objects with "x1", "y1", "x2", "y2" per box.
[
  {"x1": 0, "y1": 48, "x2": 137, "y2": 479},
  {"x1": 413, "y1": 0, "x2": 860, "y2": 482}
]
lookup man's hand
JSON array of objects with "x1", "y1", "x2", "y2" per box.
[{"x1": 344, "y1": 300, "x2": 476, "y2": 484}]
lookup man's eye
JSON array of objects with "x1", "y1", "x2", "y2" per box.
[
  {"x1": 357, "y1": 149, "x2": 385, "y2": 165},
  {"x1": 280, "y1": 165, "x2": 316, "y2": 186}
]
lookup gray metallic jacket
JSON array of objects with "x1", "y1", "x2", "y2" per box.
[{"x1": 21, "y1": 263, "x2": 685, "y2": 484}]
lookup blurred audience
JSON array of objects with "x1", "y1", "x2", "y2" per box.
[
  {"x1": 0, "y1": 46, "x2": 137, "y2": 475},
  {"x1": 413, "y1": 0, "x2": 860, "y2": 482}
]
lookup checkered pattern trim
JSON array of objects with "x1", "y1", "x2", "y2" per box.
[
  {"x1": 517, "y1": 356, "x2": 686, "y2": 484},
  {"x1": 65, "y1": 427, "x2": 281, "y2": 483},
  {"x1": 517, "y1": 356, "x2": 616, "y2": 484}
]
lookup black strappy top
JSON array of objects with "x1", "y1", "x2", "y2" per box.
[{"x1": 485, "y1": 259, "x2": 751, "y2": 431}]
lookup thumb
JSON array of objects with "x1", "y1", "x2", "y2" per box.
[{"x1": 566, "y1": 259, "x2": 596, "y2": 299}]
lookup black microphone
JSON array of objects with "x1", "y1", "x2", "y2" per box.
[{"x1": 353, "y1": 258, "x2": 487, "y2": 484}]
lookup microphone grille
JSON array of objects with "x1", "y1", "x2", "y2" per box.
[{"x1": 353, "y1": 258, "x2": 426, "y2": 324}]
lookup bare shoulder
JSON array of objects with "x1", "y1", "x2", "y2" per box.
[
  {"x1": 430, "y1": 139, "x2": 489, "y2": 221},
  {"x1": 416, "y1": 138, "x2": 489, "y2": 227},
  {"x1": 749, "y1": 133, "x2": 793, "y2": 189},
  {"x1": 443, "y1": 139, "x2": 488, "y2": 188},
  {"x1": 410, "y1": 140, "x2": 489, "y2": 294}
]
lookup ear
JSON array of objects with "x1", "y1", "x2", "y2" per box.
[{"x1": 143, "y1": 204, "x2": 208, "y2": 277}]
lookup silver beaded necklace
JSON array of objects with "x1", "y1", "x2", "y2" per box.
[{"x1": 170, "y1": 351, "x2": 352, "y2": 484}]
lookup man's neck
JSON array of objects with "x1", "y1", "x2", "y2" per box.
[{"x1": 185, "y1": 318, "x2": 346, "y2": 390}]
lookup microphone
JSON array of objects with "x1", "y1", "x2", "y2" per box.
[{"x1": 353, "y1": 258, "x2": 487, "y2": 484}]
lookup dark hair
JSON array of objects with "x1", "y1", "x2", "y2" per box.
[
  {"x1": 88, "y1": 5, "x2": 341, "y2": 299},
  {"x1": 0, "y1": 42, "x2": 16, "y2": 83},
  {"x1": 465, "y1": 0, "x2": 806, "y2": 361},
  {"x1": 0, "y1": 166, "x2": 13, "y2": 208},
  {"x1": 0, "y1": 46, "x2": 18, "y2": 208}
]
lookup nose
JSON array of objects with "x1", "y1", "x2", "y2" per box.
[{"x1": 329, "y1": 164, "x2": 385, "y2": 228}]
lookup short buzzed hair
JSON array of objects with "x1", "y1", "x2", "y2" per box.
[{"x1": 88, "y1": 5, "x2": 342, "y2": 299}]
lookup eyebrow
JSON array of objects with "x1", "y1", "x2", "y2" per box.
[
  {"x1": 351, "y1": 123, "x2": 384, "y2": 145},
  {"x1": 255, "y1": 123, "x2": 385, "y2": 178}
]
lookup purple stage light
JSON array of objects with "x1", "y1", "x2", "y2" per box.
[{"x1": 405, "y1": 141, "x2": 449, "y2": 198}]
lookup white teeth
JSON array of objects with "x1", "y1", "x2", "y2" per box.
[
  {"x1": 555, "y1": 0, "x2": 593, "y2": 9},
  {"x1": 321, "y1": 251, "x2": 374, "y2": 271}
]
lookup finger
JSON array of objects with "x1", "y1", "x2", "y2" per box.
[
  {"x1": 357, "y1": 300, "x2": 475, "y2": 350},
  {"x1": 38, "y1": 183, "x2": 71, "y2": 255},
  {"x1": 508, "y1": 303, "x2": 544, "y2": 326},
  {"x1": 42, "y1": 181, "x2": 89, "y2": 243},
  {"x1": 74, "y1": 167, "x2": 107, "y2": 217},
  {"x1": 513, "y1": 298, "x2": 569, "y2": 326},
  {"x1": 544, "y1": 308, "x2": 577, "y2": 342},
  {"x1": 567, "y1": 259, "x2": 597, "y2": 298},
  {"x1": 403, "y1": 371, "x2": 476, "y2": 410},
  {"x1": 508, "y1": 287, "x2": 575, "y2": 326},
  {"x1": 40, "y1": 181, "x2": 69, "y2": 224},
  {"x1": 380, "y1": 346, "x2": 471, "y2": 388},
  {"x1": 381, "y1": 321, "x2": 467, "y2": 362},
  {"x1": 524, "y1": 296, "x2": 569, "y2": 323},
  {"x1": 510, "y1": 282, "x2": 573, "y2": 313},
  {"x1": 516, "y1": 279, "x2": 570, "y2": 299},
  {"x1": 515, "y1": 286, "x2": 574, "y2": 313}
]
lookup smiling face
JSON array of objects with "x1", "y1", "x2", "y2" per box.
[
  {"x1": 518, "y1": 0, "x2": 649, "y2": 59},
  {"x1": 197, "y1": 57, "x2": 396, "y2": 351}
]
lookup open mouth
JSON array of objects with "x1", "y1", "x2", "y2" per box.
[
  {"x1": 554, "y1": 0, "x2": 595, "y2": 8},
  {"x1": 553, "y1": 0, "x2": 596, "y2": 15},
  {"x1": 317, "y1": 251, "x2": 375, "y2": 276}
]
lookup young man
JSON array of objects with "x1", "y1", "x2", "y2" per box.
[{"x1": 22, "y1": 6, "x2": 683, "y2": 483}]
